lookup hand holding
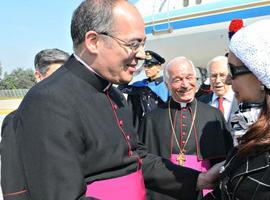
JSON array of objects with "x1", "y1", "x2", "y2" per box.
[{"x1": 196, "y1": 161, "x2": 225, "y2": 190}]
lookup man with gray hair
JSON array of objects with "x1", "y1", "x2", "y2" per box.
[
  {"x1": 34, "y1": 48, "x2": 69, "y2": 82},
  {"x1": 198, "y1": 56, "x2": 238, "y2": 126},
  {"x1": 139, "y1": 56, "x2": 233, "y2": 200},
  {"x1": 1, "y1": 48, "x2": 69, "y2": 200}
]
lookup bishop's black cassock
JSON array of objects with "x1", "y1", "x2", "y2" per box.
[
  {"x1": 12, "y1": 56, "x2": 200, "y2": 200},
  {"x1": 139, "y1": 99, "x2": 233, "y2": 200}
]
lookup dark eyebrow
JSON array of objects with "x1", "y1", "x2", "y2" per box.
[{"x1": 130, "y1": 37, "x2": 147, "y2": 42}]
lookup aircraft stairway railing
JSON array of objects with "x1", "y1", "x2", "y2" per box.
[
  {"x1": 151, "y1": 0, "x2": 173, "y2": 35},
  {"x1": 151, "y1": 0, "x2": 204, "y2": 35}
]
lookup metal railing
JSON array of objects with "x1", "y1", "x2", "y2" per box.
[{"x1": 0, "y1": 89, "x2": 29, "y2": 97}]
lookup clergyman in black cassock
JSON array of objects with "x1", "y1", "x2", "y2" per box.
[
  {"x1": 139, "y1": 56, "x2": 233, "y2": 200},
  {"x1": 9, "y1": 1, "x2": 222, "y2": 199},
  {"x1": 139, "y1": 99, "x2": 233, "y2": 199}
]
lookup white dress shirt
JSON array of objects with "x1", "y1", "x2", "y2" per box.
[{"x1": 211, "y1": 89, "x2": 235, "y2": 122}]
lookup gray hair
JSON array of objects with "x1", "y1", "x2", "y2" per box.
[
  {"x1": 206, "y1": 56, "x2": 228, "y2": 74},
  {"x1": 163, "y1": 56, "x2": 196, "y2": 84},
  {"x1": 71, "y1": 0, "x2": 119, "y2": 50},
  {"x1": 34, "y1": 48, "x2": 70, "y2": 75}
]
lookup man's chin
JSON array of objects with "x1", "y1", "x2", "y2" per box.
[
  {"x1": 181, "y1": 98, "x2": 193, "y2": 103},
  {"x1": 172, "y1": 95, "x2": 193, "y2": 103},
  {"x1": 215, "y1": 91, "x2": 225, "y2": 97},
  {"x1": 118, "y1": 76, "x2": 133, "y2": 85}
]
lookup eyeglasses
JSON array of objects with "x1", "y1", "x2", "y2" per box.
[
  {"x1": 98, "y1": 32, "x2": 145, "y2": 52},
  {"x1": 228, "y1": 63, "x2": 251, "y2": 79},
  {"x1": 210, "y1": 73, "x2": 228, "y2": 81}
]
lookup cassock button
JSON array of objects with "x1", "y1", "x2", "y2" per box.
[
  {"x1": 182, "y1": 132, "x2": 186, "y2": 136},
  {"x1": 182, "y1": 123, "x2": 187, "y2": 127},
  {"x1": 113, "y1": 104, "x2": 118, "y2": 110},
  {"x1": 129, "y1": 151, "x2": 133, "y2": 156},
  {"x1": 119, "y1": 120, "x2": 124, "y2": 126},
  {"x1": 182, "y1": 115, "x2": 186, "y2": 119},
  {"x1": 182, "y1": 141, "x2": 186, "y2": 144}
]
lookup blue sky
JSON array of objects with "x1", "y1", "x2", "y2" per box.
[{"x1": 0, "y1": 0, "x2": 138, "y2": 74}]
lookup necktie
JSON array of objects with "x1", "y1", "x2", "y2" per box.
[{"x1": 218, "y1": 97, "x2": 224, "y2": 113}]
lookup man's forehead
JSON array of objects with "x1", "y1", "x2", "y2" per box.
[
  {"x1": 112, "y1": 5, "x2": 145, "y2": 39},
  {"x1": 210, "y1": 61, "x2": 228, "y2": 72},
  {"x1": 113, "y1": 1, "x2": 144, "y2": 24},
  {"x1": 170, "y1": 63, "x2": 194, "y2": 74}
]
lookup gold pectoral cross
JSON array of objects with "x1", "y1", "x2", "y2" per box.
[{"x1": 177, "y1": 153, "x2": 186, "y2": 166}]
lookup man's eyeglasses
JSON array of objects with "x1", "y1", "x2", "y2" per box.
[
  {"x1": 228, "y1": 63, "x2": 251, "y2": 79},
  {"x1": 210, "y1": 73, "x2": 228, "y2": 81},
  {"x1": 98, "y1": 32, "x2": 145, "y2": 52}
]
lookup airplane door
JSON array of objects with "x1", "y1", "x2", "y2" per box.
[{"x1": 151, "y1": 0, "x2": 173, "y2": 35}]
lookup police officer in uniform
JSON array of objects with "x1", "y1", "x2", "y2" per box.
[{"x1": 119, "y1": 50, "x2": 170, "y2": 129}]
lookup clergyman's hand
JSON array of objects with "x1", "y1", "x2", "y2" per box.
[{"x1": 196, "y1": 161, "x2": 225, "y2": 190}]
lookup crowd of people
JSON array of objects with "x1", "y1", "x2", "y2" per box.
[{"x1": 1, "y1": 0, "x2": 269, "y2": 200}]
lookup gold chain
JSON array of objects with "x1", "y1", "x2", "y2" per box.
[{"x1": 168, "y1": 97, "x2": 197, "y2": 154}]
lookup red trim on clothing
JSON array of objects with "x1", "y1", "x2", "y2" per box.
[
  {"x1": 105, "y1": 91, "x2": 141, "y2": 170},
  {"x1": 3, "y1": 189, "x2": 28, "y2": 197}
]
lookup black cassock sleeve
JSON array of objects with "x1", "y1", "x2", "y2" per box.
[{"x1": 136, "y1": 141, "x2": 200, "y2": 200}]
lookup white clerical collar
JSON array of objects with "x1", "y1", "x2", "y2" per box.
[
  {"x1": 179, "y1": 102, "x2": 187, "y2": 108},
  {"x1": 74, "y1": 54, "x2": 112, "y2": 92},
  {"x1": 74, "y1": 54, "x2": 100, "y2": 76},
  {"x1": 174, "y1": 99, "x2": 194, "y2": 108}
]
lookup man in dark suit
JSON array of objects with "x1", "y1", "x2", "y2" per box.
[
  {"x1": 198, "y1": 56, "x2": 238, "y2": 128},
  {"x1": 1, "y1": 48, "x2": 69, "y2": 200},
  {"x1": 11, "y1": 1, "x2": 223, "y2": 200}
]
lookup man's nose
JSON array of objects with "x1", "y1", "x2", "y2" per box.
[
  {"x1": 181, "y1": 79, "x2": 189, "y2": 87},
  {"x1": 135, "y1": 46, "x2": 145, "y2": 60},
  {"x1": 215, "y1": 74, "x2": 222, "y2": 82}
]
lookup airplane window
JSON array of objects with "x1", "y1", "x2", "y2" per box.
[
  {"x1": 183, "y1": 0, "x2": 189, "y2": 7},
  {"x1": 196, "y1": 0, "x2": 202, "y2": 4}
]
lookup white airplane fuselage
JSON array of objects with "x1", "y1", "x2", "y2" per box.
[{"x1": 134, "y1": 0, "x2": 270, "y2": 68}]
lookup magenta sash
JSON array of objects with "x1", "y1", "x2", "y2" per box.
[
  {"x1": 170, "y1": 154, "x2": 211, "y2": 196},
  {"x1": 86, "y1": 169, "x2": 146, "y2": 200}
]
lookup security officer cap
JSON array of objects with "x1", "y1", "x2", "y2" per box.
[{"x1": 144, "y1": 50, "x2": 165, "y2": 66}]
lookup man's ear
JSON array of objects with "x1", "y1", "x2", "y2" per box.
[
  {"x1": 84, "y1": 31, "x2": 99, "y2": 53},
  {"x1": 34, "y1": 70, "x2": 42, "y2": 83}
]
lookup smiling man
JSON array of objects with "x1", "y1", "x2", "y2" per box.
[
  {"x1": 13, "y1": 1, "x2": 224, "y2": 200},
  {"x1": 139, "y1": 56, "x2": 233, "y2": 200}
]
